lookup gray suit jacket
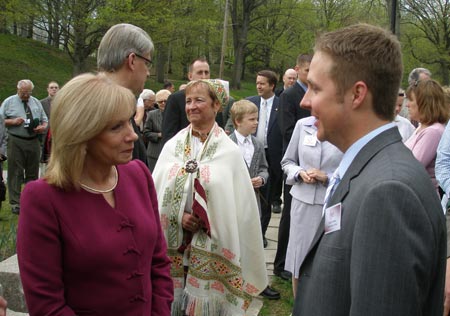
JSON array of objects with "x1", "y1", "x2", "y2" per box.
[
  {"x1": 143, "y1": 109, "x2": 163, "y2": 159},
  {"x1": 293, "y1": 127, "x2": 446, "y2": 316},
  {"x1": 282, "y1": 116, "x2": 342, "y2": 205}
]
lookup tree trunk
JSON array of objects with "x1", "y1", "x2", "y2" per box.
[
  {"x1": 441, "y1": 60, "x2": 449, "y2": 86},
  {"x1": 230, "y1": 0, "x2": 252, "y2": 89},
  {"x1": 156, "y1": 43, "x2": 167, "y2": 83},
  {"x1": 26, "y1": 16, "x2": 33, "y2": 39}
]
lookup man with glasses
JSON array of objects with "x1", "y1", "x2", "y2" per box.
[
  {"x1": 97, "y1": 23, "x2": 154, "y2": 165},
  {"x1": 0, "y1": 79, "x2": 48, "y2": 214}
]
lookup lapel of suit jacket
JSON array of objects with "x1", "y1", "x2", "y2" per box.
[
  {"x1": 229, "y1": 132, "x2": 238, "y2": 145},
  {"x1": 267, "y1": 96, "x2": 279, "y2": 134},
  {"x1": 303, "y1": 124, "x2": 322, "y2": 169},
  {"x1": 249, "y1": 136, "x2": 261, "y2": 175},
  {"x1": 229, "y1": 132, "x2": 252, "y2": 172},
  {"x1": 307, "y1": 127, "x2": 402, "y2": 250}
]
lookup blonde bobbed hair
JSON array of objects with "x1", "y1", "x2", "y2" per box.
[{"x1": 45, "y1": 73, "x2": 136, "y2": 190}]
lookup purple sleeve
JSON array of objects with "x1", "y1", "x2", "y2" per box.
[
  {"x1": 17, "y1": 181, "x2": 76, "y2": 316},
  {"x1": 135, "y1": 161, "x2": 174, "y2": 315}
]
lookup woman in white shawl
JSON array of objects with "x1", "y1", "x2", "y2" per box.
[{"x1": 153, "y1": 80, "x2": 268, "y2": 316}]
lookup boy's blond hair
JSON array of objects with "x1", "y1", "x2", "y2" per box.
[{"x1": 230, "y1": 100, "x2": 258, "y2": 127}]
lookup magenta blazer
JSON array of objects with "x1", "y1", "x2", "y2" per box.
[{"x1": 17, "y1": 160, "x2": 173, "y2": 315}]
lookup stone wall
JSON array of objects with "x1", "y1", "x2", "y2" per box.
[{"x1": 0, "y1": 255, "x2": 28, "y2": 315}]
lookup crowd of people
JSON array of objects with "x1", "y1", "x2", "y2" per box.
[{"x1": 0, "y1": 21, "x2": 449, "y2": 316}]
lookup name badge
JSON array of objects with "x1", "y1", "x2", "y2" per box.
[
  {"x1": 303, "y1": 134, "x2": 317, "y2": 147},
  {"x1": 324, "y1": 203, "x2": 342, "y2": 234}
]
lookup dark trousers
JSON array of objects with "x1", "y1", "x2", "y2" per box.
[
  {"x1": 274, "y1": 181, "x2": 292, "y2": 273},
  {"x1": 270, "y1": 165, "x2": 283, "y2": 206},
  {"x1": 7, "y1": 135, "x2": 40, "y2": 206},
  {"x1": 261, "y1": 149, "x2": 283, "y2": 235}
]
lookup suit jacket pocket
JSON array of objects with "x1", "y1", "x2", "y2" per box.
[{"x1": 318, "y1": 243, "x2": 346, "y2": 262}]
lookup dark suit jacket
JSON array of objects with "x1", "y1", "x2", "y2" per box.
[
  {"x1": 275, "y1": 86, "x2": 284, "y2": 97},
  {"x1": 293, "y1": 127, "x2": 446, "y2": 316},
  {"x1": 246, "y1": 95, "x2": 283, "y2": 166},
  {"x1": 161, "y1": 90, "x2": 188, "y2": 144},
  {"x1": 279, "y1": 82, "x2": 310, "y2": 152},
  {"x1": 40, "y1": 96, "x2": 51, "y2": 119}
]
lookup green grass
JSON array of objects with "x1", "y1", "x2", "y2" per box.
[
  {"x1": 0, "y1": 188, "x2": 18, "y2": 262},
  {"x1": 0, "y1": 34, "x2": 76, "y2": 101},
  {"x1": 260, "y1": 277, "x2": 294, "y2": 315}
]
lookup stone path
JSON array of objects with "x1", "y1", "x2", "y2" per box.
[{"x1": 265, "y1": 212, "x2": 281, "y2": 277}]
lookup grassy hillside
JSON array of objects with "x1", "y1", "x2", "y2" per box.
[
  {"x1": 0, "y1": 34, "x2": 78, "y2": 101},
  {"x1": 0, "y1": 33, "x2": 258, "y2": 103}
]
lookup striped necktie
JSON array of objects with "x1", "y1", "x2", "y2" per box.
[{"x1": 322, "y1": 169, "x2": 341, "y2": 216}]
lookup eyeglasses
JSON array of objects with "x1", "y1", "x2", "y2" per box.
[
  {"x1": 134, "y1": 53, "x2": 153, "y2": 69},
  {"x1": 157, "y1": 100, "x2": 167, "y2": 104},
  {"x1": 398, "y1": 93, "x2": 405, "y2": 97}
]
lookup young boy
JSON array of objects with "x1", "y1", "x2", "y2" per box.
[
  {"x1": 229, "y1": 100, "x2": 269, "y2": 234},
  {"x1": 230, "y1": 100, "x2": 281, "y2": 299}
]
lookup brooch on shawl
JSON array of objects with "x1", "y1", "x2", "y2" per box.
[{"x1": 185, "y1": 159, "x2": 198, "y2": 173}]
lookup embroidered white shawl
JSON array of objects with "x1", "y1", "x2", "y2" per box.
[{"x1": 153, "y1": 124, "x2": 268, "y2": 316}]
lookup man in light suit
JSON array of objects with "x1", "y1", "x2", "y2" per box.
[
  {"x1": 247, "y1": 70, "x2": 283, "y2": 248},
  {"x1": 293, "y1": 24, "x2": 446, "y2": 316}
]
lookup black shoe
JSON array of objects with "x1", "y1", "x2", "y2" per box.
[
  {"x1": 272, "y1": 203, "x2": 282, "y2": 214},
  {"x1": 263, "y1": 236, "x2": 268, "y2": 248},
  {"x1": 11, "y1": 206, "x2": 20, "y2": 215},
  {"x1": 274, "y1": 270, "x2": 292, "y2": 281},
  {"x1": 260, "y1": 286, "x2": 280, "y2": 300}
]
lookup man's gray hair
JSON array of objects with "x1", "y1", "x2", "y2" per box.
[
  {"x1": 97, "y1": 23, "x2": 154, "y2": 72},
  {"x1": 408, "y1": 68, "x2": 431, "y2": 86},
  {"x1": 17, "y1": 79, "x2": 34, "y2": 90},
  {"x1": 139, "y1": 89, "x2": 155, "y2": 100}
]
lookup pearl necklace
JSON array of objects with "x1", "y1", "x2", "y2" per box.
[{"x1": 79, "y1": 166, "x2": 118, "y2": 194}]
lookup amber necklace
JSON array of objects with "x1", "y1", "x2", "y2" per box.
[{"x1": 79, "y1": 166, "x2": 118, "y2": 194}]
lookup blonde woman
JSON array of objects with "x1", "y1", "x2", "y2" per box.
[{"x1": 17, "y1": 73, "x2": 173, "y2": 315}]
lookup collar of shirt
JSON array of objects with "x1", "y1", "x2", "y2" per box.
[
  {"x1": 297, "y1": 80, "x2": 308, "y2": 92},
  {"x1": 235, "y1": 130, "x2": 251, "y2": 145},
  {"x1": 261, "y1": 95, "x2": 275, "y2": 113},
  {"x1": 337, "y1": 122, "x2": 396, "y2": 179}
]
